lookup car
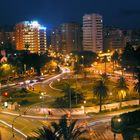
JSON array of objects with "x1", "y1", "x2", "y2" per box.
[
  {"x1": 18, "y1": 82, "x2": 24, "y2": 85},
  {"x1": 25, "y1": 80, "x2": 30, "y2": 84}
]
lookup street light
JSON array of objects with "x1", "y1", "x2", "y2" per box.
[
  {"x1": 40, "y1": 92, "x2": 46, "y2": 115},
  {"x1": 111, "y1": 116, "x2": 123, "y2": 135},
  {"x1": 81, "y1": 100, "x2": 86, "y2": 115},
  {"x1": 81, "y1": 106, "x2": 85, "y2": 114},
  {"x1": 12, "y1": 107, "x2": 30, "y2": 138},
  {"x1": 83, "y1": 100, "x2": 86, "y2": 104},
  {"x1": 122, "y1": 68, "x2": 126, "y2": 77},
  {"x1": 118, "y1": 90, "x2": 126, "y2": 108},
  {"x1": 81, "y1": 55, "x2": 84, "y2": 66},
  {"x1": 84, "y1": 100, "x2": 86, "y2": 115}
]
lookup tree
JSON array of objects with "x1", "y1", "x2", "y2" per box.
[
  {"x1": 111, "y1": 110, "x2": 140, "y2": 140},
  {"x1": 8, "y1": 52, "x2": 24, "y2": 74},
  {"x1": 93, "y1": 80, "x2": 109, "y2": 112},
  {"x1": 79, "y1": 51, "x2": 97, "y2": 67},
  {"x1": 134, "y1": 72, "x2": 140, "y2": 106},
  {"x1": 113, "y1": 77, "x2": 128, "y2": 108},
  {"x1": 0, "y1": 63, "x2": 14, "y2": 82},
  {"x1": 121, "y1": 42, "x2": 138, "y2": 76},
  {"x1": 59, "y1": 83, "x2": 84, "y2": 107},
  {"x1": 102, "y1": 55, "x2": 108, "y2": 74},
  {"x1": 101, "y1": 73, "x2": 109, "y2": 83},
  {"x1": 31, "y1": 115, "x2": 88, "y2": 140},
  {"x1": 22, "y1": 53, "x2": 50, "y2": 76},
  {"x1": 72, "y1": 51, "x2": 97, "y2": 67},
  {"x1": 73, "y1": 61, "x2": 82, "y2": 74},
  {"x1": 45, "y1": 60, "x2": 58, "y2": 73},
  {"x1": 28, "y1": 125, "x2": 57, "y2": 140},
  {"x1": 61, "y1": 83, "x2": 72, "y2": 108},
  {"x1": 111, "y1": 51, "x2": 119, "y2": 72}
]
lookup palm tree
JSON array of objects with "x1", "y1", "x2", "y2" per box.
[
  {"x1": 31, "y1": 116, "x2": 88, "y2": 140},
  {"x1": 32, "y1": 125, "x2": 58, "y2": 140},
  {"x1": 113, "y1": 77, "x2": 128, "y2": 108},
  {"x1": 61, "y1": 83, "x2": 84, "y2": 106},
  {"x1": 58, "y1": 116, "x2": 87, "y2": 140},
  {"x1": 134, "y1": 72, "x2": 140, "y2": 106},
  {"x1": 101, "y1": 73, "x2": 109, "y2": 83},
  {"x1": 93, "y1": 80, "x2": 109, "y2": 112},
  {"x1": 61, "y1": 83, "x2": 72, "y2": 108}
]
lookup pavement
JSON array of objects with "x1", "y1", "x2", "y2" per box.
[
  {"x1": 13, "y1": 98, "x2": 139, "y2": 118},
  {"x1": 0, "y1": 125, "x2": 25, "y2": 140},
  {"x1": 88, "y1": 122, "x2": 123, "y2": 140}
]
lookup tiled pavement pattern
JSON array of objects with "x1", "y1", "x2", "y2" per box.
[{"x1": 89, "y1": 122, "x2": 123, "y2": 140}]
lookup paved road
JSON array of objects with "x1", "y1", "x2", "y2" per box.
[
  {"x1": 88, "y1": 122, "x2": 123, "y2": 140},
  {"x1": 18, "y1": 98, "x2": 139, "y2": 118},
  {"x1": 0, "y1": 67, "x2": 138, "y2": 139},
  {"x1": 0, "y1": 113, "x2": 49, "y2": 139},
  {"x1": 1, "y1": 106, "x2": 138, "y2": 140},
  {"x1": 0, "y1": 123, "x2": 25, "y2": 140}
]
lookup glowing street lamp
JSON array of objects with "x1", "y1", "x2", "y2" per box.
[
  {"x1": 122, "y1": 68, "x2": 126, "y2": 76},
  {"x1": 81, "y1": 100, "x2": 86, "y2": 115},
  {"x1": 40, "y1": 92, "x2": 46, "y2": 114},
  {"x1": 81, "y1": 106, "x2": 85, "y2": 114},
  {"x1": 118, "y1": 90, "x2": 126, "y2": 108}
]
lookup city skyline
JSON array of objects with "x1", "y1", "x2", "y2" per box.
[{"x1": 0, "y1": 0, "x2": 140, "y2": 29}]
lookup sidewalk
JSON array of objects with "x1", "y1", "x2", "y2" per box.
[
  {"x1": 1, "y1": 99, "x2": 139, "y2": 119},
  {"x1": 20, "y1": 99, "x2": 139, "y2": 116}
]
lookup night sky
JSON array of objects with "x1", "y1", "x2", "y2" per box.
[{"x1": 1, "y1": 0, "x2": 140, "y2": 28}]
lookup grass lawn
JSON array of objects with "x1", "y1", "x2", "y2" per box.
[{"x1": 52, "y1": 76, "x2": 138, "y2": 107}]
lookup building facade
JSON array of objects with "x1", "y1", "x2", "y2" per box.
[
  {"x1": 103, "y1": 26, "x2": 127, "y2": 52},
  {"x1": 0, "y1": 32, "x2": 15, "y2": 47},
  {"x1": 51, "y1": 23, "x2": 82, "y2": 54},
  {"x1": 15, "y1": 21, "x2": 47, "y2": 54},
  {"x1": 0, "y1": 25, "x2": 15, "y2": 49},
  {"x1": 83, "y1": 13, "x2": 103, "y2": 53}
]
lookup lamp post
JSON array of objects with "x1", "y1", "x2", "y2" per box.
[
  {"x1": 118, "y1": 90, "x2": 126, "y2": 108},
  {"x1": 81, "y1": 106, "x2": 85, "y2": 114},
  {"x1": 12, "y1": 108, "x2": 29, "y2": 138},
  {"x1": 12, "y1": 115, "x2": 21, "y2": 138},
  {"x1": 81, "y1": 55, "x2": 84, "y2": 67},
  {"x1": 84, "y1": 100, "x2": 86, "y2": 115},
  {"x1": 81, "y1": 100, "x2": 86, "y2": 115},
  {"x1": 122, "y1": 68, "x2": 126, "y2": 77},
  {"x1": 40, "y1": 92, "x2": 45, "y2": 102},
  {"x1": 40, "y1": 92, "x2": 46, "y2": 115}
]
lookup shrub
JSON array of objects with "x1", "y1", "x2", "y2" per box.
[{"x1": 19, "y1": 99, "x2": 29, "y2": 105}]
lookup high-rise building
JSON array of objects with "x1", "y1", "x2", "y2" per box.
[
  {"x1": 83, "y1": 13, "x2": 103, "y2": 53},
  {"x1": 15, "y1": 21, "x2": 47, "y2": 54},
  {"x1": 0, "y1": 32, "x2": 15, "y2": 47},
  {"x1": 51, "y1": 28, "x2": 61, "y2": 52},
  {"x1": 51, "y1": 23, "x2": 82, "y2": 54},
  {"x1": 0, "y1": 25, "x2": 15, "y2": 48},
  {"x1": 103, "y1": 27, "x2": 126, "y2": 52}
]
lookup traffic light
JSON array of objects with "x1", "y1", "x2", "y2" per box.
[{"x1": 3, "y1": 92, "x2": 8, "y2": 97}]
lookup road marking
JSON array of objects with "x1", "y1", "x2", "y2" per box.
[
  {"x1": 0, "y1": 120, "x2": 27, "y2": 138},
  {"x1": 49, "y1": 81, "x2": 62, "y2": 91}
]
